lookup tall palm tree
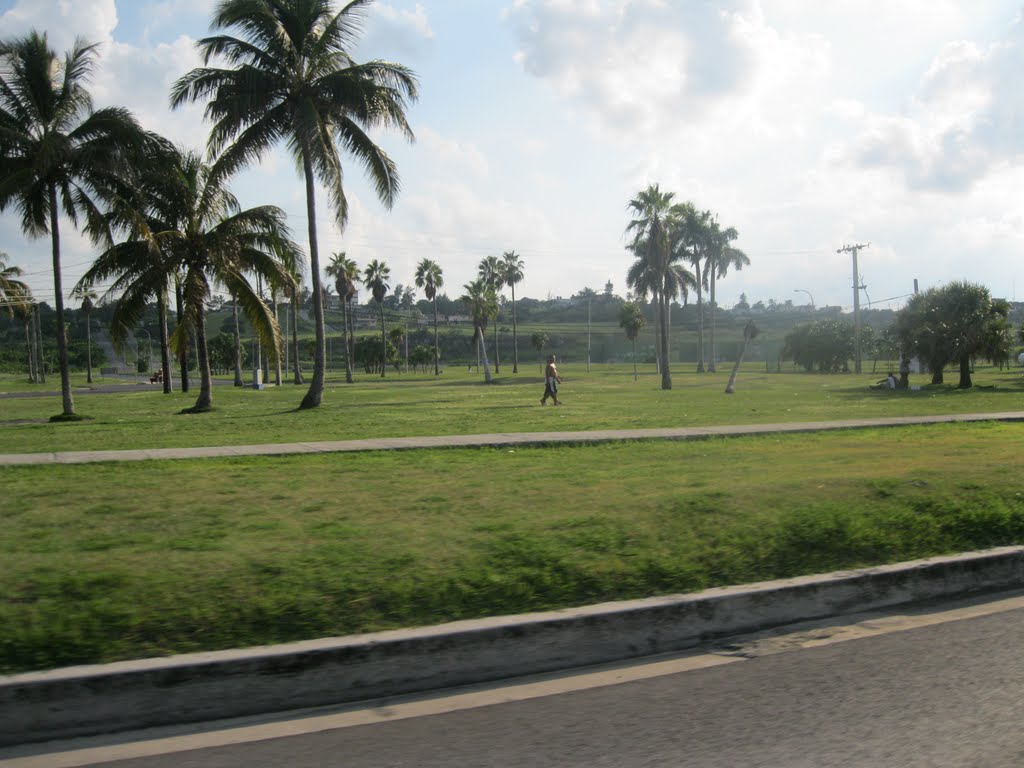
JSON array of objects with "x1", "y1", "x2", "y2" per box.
[
  {"x1": 705, "y1": 220, "x2": 749, "y2": 373},
  {"x1": 363, "y1": 259, "x2": 390, "y2": 378},
  {"x1": 10, "y1": 285, "x2": 36, "y2": 382},
  {"x1": 73, "y1": 288, "x2": 99, "y2": 384},
  {"x1": 461, "y1": 278, "x2": 497, "y2": 384},
  {"x1": 326, "y1": 251, "x2": 358, "y2": 383},
  {"x1": 502, "y1": 250, "x2": 524, "y2": 373},
  {"x1": 231, "y1": 290, "x2": 245, "y2": 385},
  {"x1": 0, "y1": 31, "x2": 149, "y2": 418},
  {"x1": 625, "y1": 184, "x2": 686, "y2": 390},
  {"x1": 478, "y1": 255, "x2": 503, "y2": 373},
  {"x1": 276, "y1": 242, "x2": 305, "y2": 384},
  {"x1": 414, "y1": 258, "x2": 444, "y2": 376},
  {"x1": 171, "y1": 0, "x2": 418, "y2": 410},
  {"x1": 681, "y1": 207, "x2": 714, "y2": 373},
  {"x1": 78, "y1": 147, "x2": 294, "y2": 412}
]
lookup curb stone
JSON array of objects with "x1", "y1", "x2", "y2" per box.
[{"x1": 3, "y1": 546, "x2": 1023, "y2": 747}]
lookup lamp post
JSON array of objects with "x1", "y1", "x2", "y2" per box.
[
  {"x1": 793, "y1": 289, "x2": 815, "y2": 312},
  {"x1": 136, "y1": 327, "x2": 152, "y2": 381}
]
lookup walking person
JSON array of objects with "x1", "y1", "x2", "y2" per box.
[{"x1": 540, "y1": 354, "x2": 563, "y2": 405}]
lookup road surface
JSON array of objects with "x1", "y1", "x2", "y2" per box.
[{"x1": 5, "y1": 589, "x2": 1023, "y2": 768}]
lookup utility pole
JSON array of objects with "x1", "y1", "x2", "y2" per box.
[{"x1": 837, "y1": 242, "x2": 870, "y2": 373}]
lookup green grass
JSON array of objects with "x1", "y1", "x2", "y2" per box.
[
  {"x1": 3, "y1": 422, "x2": 1024, "y2": 673},
  {"x1": 2, "y1": 364, "x2": 1023, "y2": 453}
]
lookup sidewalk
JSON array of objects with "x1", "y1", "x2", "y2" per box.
[{"x1": 2, "y1": 411, "x2": 1023, "y2": 465}]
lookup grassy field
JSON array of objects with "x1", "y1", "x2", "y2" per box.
[
  {"x1": 3, "y1": 422, "x2": 1024, "y2": 673},
  {"x1": 2, "y1": 364, "x2": 1024, "y2": 674},
  {"x1": 2, "y1": 363, "x2": 1023, "y2": 453}
]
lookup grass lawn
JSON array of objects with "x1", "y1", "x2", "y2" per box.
[
  {"x1": 1, "y1": 364, "x2": 1023, "y2": 453},
  {"x1": 3, "y1": 421, "x2": 1024, "y2": 673}
]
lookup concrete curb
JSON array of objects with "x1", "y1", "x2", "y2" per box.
[{"x1": 3, "y1": 546, "x2": 1023, "y2": 747}]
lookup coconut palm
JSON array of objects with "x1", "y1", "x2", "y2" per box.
[
  {"x1": 0, "y1": 31, "x2": 149, "y2": 417},
  {"x1": 0, "y1": 256, "x2": 28, "y2": 316},
  {"x1": 478, "y1": 255, "x2": 503, "y2": 373},
  {"x1": 72, "y1": 288, "x2": 98, "y2": 384},
  {"x1": 414, "y1": 258, "x2": 443, "y2": 376},
  {"x1": 619, "y1": 301, "x2": 645, "y2": 381},
  {"x1": 9, "y1": 285, "x2": 36, "y2": 381},
  {"x1": 502, "y1": 250, "x2": 524, "y2": 373},
  {"x1": 705, "y1": 220, "x2": 749, "y2": 373},
  {"x1": 171, "y1": 0, "x2": 418, "y2": 410},
  {"x1": 78, "y1": 147, "x2": 294, "y2": 411},
  {"x1": 461, "y1": 278, "x2": 497, "y2": 384},
  {"x1": 362, "y1": 259, "x2": 390, "y2": 378},
  {"x1": 326, "y1": 251, "x2": 358, "y2": 383},
  {"x1": 276, "y1": 243, "x2": 306, "y2": 384}
]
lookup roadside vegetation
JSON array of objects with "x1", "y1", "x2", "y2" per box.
[{"x1": 3, "y1": 421, "x2": 1023, "y2": 673}]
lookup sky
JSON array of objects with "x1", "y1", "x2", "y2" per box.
[{"x1": 2, "y1": 0, "x2": 1024, "y2": 313}]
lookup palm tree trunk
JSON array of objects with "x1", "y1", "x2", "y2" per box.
[
  {"x1": 273, "y1": 292, "x2": 282, "y2": 387},
  {"x1": 695, "y1": 262, "x2": 705, "y2": 373},
  {"x1": 346, "y1": 298, "x2": 355, "y2": 374},
  {"x1": 84, "y1": 310, "x2": 93, "y2": 384},
  {"x1": 725, "y1": 339, "x2": 748, "y2": 394},
  {"x1": 493, "y1": 320, "x2": 500, "y2": 374},
  {"x1": 175, "y1": 281, "x2": 189, "y2": 392},
  {"x1": 659, "y1": 290, "x2": 672, "y2": 390},
  {"x1": 511, "y1": 286, "x2": 519, "y2": 373},
  {"x1": 24, "y1": 316, "x2": 35, "y2": 382},
  {"x1": 379, "y1": 301, "x2": 387, "y2": 377},
  {"x1": 652, "y1": 292, "x2": 661, "y2": 374},
  {"x1": 232, "y1": 298, "x2": 244, "y2": 386},
  {"x1": 342, "y1": 297, "x2": 353, "y2": 383},
  {"x1": 291, "y1": 293, "x2": 303, "y2": 384},
  {"x1": 34, "y1": 303, "x2": 45, "y2": 383},
  {"x1": 48, "y1": 186, "x2": 74, "y2": 416},
  {"x1": 477, "y1": 326, "x2": 493, "y2": 383},
  {"x1": 432, "y1": 296, "x2": 440, "y2": 376},
  {"x1": 709, "y1": 267, "x2": 717, "y2": 373},
  {"x1": 632, "y1": 337, "x2": 637, "y2": 381},
  {"x1": 158, "y1": 292, "x2": 172, "y2": 394},
  {"x1": 191, "y1": 308, "x2": 213, "y2": 411},
  {"x1": 299, "y1": 149, "x2": 325, "y2": 409}
]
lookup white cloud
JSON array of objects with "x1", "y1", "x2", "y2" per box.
[{"x1": 0, "y1": 0, "x2": 119, "y2": 50}]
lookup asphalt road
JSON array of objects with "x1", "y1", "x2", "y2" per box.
[{"x1": 10, "y1": 591, "x2": 1024, "y2": 768}]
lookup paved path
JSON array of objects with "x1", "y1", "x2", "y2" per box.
[{"x1": 2, "y1": 411, "x2": 1022, "y2": 465}]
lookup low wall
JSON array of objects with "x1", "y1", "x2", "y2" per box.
[{"x1": 3, "y1": 546, "x2": 1023, "y2": 746}]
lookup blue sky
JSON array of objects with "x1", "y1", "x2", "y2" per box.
[{"x1": 3, "y1": 0, "x2": 1024, "y2": 313}]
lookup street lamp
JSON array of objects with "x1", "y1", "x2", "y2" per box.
[
  {"x1": 793, "y1": 289, "x2": 815, "y2": 312},
  {"x1": 136, "y1": 328, "x2": 152, "y2": 379}
]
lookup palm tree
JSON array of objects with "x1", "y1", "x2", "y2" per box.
[
  {"x1": 171, "y1": 0, "x2": 418, "y2": 410},
  {"x1": 461, "y1": 278, "x2": 497, "y2": 384},
  {"x1": 725, "y1": 321, "x2": 758, "y2": 394},
  {"x1": 502, "y1": 250, "x2": 525, "y2": 373},
  {"x1": 9, "y1": 285, "x2": 36, "y2": 382},
  {"x1": 619, "y1": 301, "x2": 645, "y2": 381},
  {"x1": 0, "y1": 256, "x2": 28, "y2": 316},
  {"x1": 680, "y1": 208, "x2": 714, "y2": 373},
  {"x1": 231, "y1": 291, "x2": 245, "y2": 385},
  {"x1": 363, "y1": 259, "x2": 390, "y2": 378},
  {"x1": 626, "y1": 185, "x2": 695, "y2": 390},
  {"x1": 78, "y1": 147, "x2": 294, "y2": 412},
  {"x1": 0, "y1": 31, "x2": 149, "y2": 418},
  {"x1": 478, "y1": 256, "x2": 503, "y2": 373},
  {"x1": 705, "y1": 220, "x2": 749, "y2": 373},
  {"x1": 414, "y1": 258, "x2": 444, "y2": 376},
  {"x1": 326, "y1": 251, "x2": 358, "y2": 383},
  {"x1": 73, "y1": 288, "x2": 99, "y2": 384},
  {"x1": 277, "y1": 243, "x2": 306, "y2": 384}
]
